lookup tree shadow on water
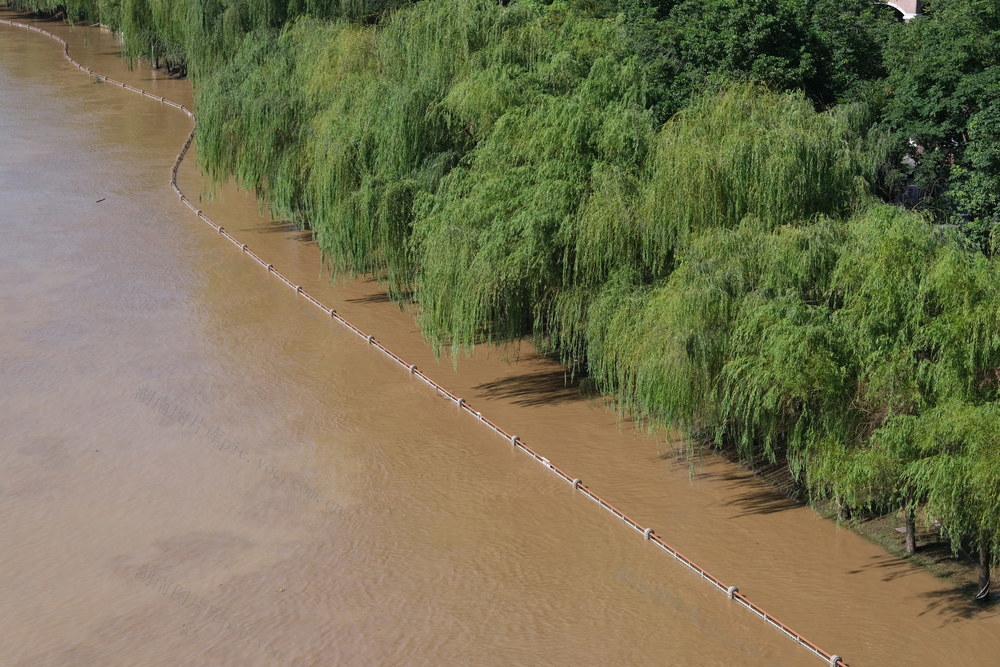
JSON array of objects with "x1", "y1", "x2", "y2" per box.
[
  {"x1": 258, "y1": 220, "x2": 312, "y2": 243},
  {"x1": 682, "y1": 463, "x2": 802, "y2": 518},
  {"x1": 844, "y1": 542, "x2": 1000, "y2": 622},
  {"x1": 474, "y1": 369, "x2": 582, "y2": 407},
  {"x1": 722, "y1": 486, "x2": 801, "y2": 517},
  {"x1": 914, "y1": 585, "x2": 1000, "y2": 623},
  {"x1": 846, "y1": 552, "x2": 926, "y2": 583},
  {"x1": 346, "y1": 291, "x2": 393, "y2": 305}
]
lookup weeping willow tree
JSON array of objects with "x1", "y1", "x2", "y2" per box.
[
  {"x1": 5, "y1": 0, "x2": 415, "y2": 75},
  {"x1": 805, "y1": 210, "x2": 1000, "y2": 567},
  {"x1": 619, "y1": 91, "x2": 879, "y2": 452},
  {"x1": 4, "y1": 0, "x2": 103, "y2": 21},
  {"x1": 637, "y1": 85, "x2": 882, "y2": 273},
  {"x1": 907, "y1": 402, "x2": 1000, "y2": 596},
  {"x1": 587, "y1": 216, "x2": 850, "y2": 452},
  {"x1": 192, "y1": 0, "x2": 550, "y2": 299},
  {"x1": 302, "y1": 0, "x2": 546, "y2": 299},
  {"x1": 542, "y1": 84, "x2": 878, "y2": 397},
  {"x1": 810, "y1": 415, "x2": 924, "y2": 549},
  {"x1": 195, "y1": 24, "x2": 307, "y2": 224},
  {"x1": 414, "y1": 16, "x2": 655, "y2": 354}
]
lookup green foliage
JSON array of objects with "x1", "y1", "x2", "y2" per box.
[
  {"x1": 907, "y1": 402, "x2": 1000, "y2": 559},
  {"x1": 195, "y1": 25, "x2": 305, "y2": 221},
  {"x1": 589, "y1": 216, "x2": 850, "y2": 455},
  {"x1": 605, "y1": 0, "x2": 897, "y2": 121},
  {"x1": 800, "y1": 0, "x2": 898, "y2": 105},
  {"x1": 588, "y1": 195, "x2": 1000, "y2": 560},
  {"x1": 944, "y1": 100, "x2": 1000, "y2": 253},
  {"x1": 807, "y1": 212, "x2": 1000, "y2": 560},
  {"x1": 661, "y1": 0, "x2": 816, "y2": 99},
  {"x1": 883, "y1": 0, "x2": 1000, "y2": 249},
  {"x1": 415, "y1": 15, "x2": 654, "y2": 354},
  {"x1": 639, "y1": 85, "x2": 879, "y2": 265},
  {"x1": 195, "y1": 0, "x2": 549, "y2": 301},
  {"x1": 5, "y1": 0, "x2": 101, "y2": 21}
]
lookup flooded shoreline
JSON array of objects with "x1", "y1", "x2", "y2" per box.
[{"x1": 3, "y1": 12, "x2": 1000, "y2": 665}]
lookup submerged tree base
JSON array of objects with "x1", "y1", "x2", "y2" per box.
[{"x1": 826, "y1": 503, "x2": 997, "y2": 603}]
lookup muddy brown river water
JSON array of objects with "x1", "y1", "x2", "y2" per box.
[{"x1": 2, "y1": 12, "x2": 999, "y2": 666}]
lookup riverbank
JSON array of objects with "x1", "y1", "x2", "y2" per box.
[
  {"x1": 4, "y1": 11, "x2": 1000, "y2": 665},
  {"x1": 835, "y1": 507, "x2": 990, "y2": 597},
  {"x1": 712, "y1": 442, "x2": 996, "y2": 598}
]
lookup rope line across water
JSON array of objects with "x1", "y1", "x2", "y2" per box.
[{"x1": 1, "y1": 18, "x2": 846, "y2": 667}]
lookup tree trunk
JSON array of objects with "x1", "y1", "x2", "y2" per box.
[
  {"x1": 976, "y1": 544, "x2": 991, "y2": 602},
  {"x1": 837, "y1": 499, "x2": 851, "y2": 522},
  {"x1": 905, "y1": 506, "x2": 916, "y2": 555}
]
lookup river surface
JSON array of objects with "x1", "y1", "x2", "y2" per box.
[{"x1": 2, "y1": 12, "x2": 999, "y2": 666}]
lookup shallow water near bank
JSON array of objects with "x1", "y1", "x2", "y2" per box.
[{"x1": 2, "y1": 13, "x2": 999, "y2": 666}]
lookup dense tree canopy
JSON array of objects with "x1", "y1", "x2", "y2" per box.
[{"x1": 883, "y1": 0, "x2": 1000, "y2": 251}]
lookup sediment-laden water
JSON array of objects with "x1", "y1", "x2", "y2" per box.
[{"x1": 2, "y1": 14, "x2": 999, "y2": 666}]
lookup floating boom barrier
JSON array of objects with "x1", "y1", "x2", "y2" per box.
[{"x1": 1, "y1": 18, "x2": 847, "y2": 666}]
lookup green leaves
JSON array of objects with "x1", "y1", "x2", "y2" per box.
[
  {"x1": 639, "y1": 85, "x2": 877, "y2": 270},
  {"x1": 414, "y1": 14, "x2": 654, "y2": 355},
  {"x1": 906, "y1": 402, "x2": 1000, "y2": 558},
  {"x1": 882, "y1": 0, "x2": 1000, "y2": 248}
]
